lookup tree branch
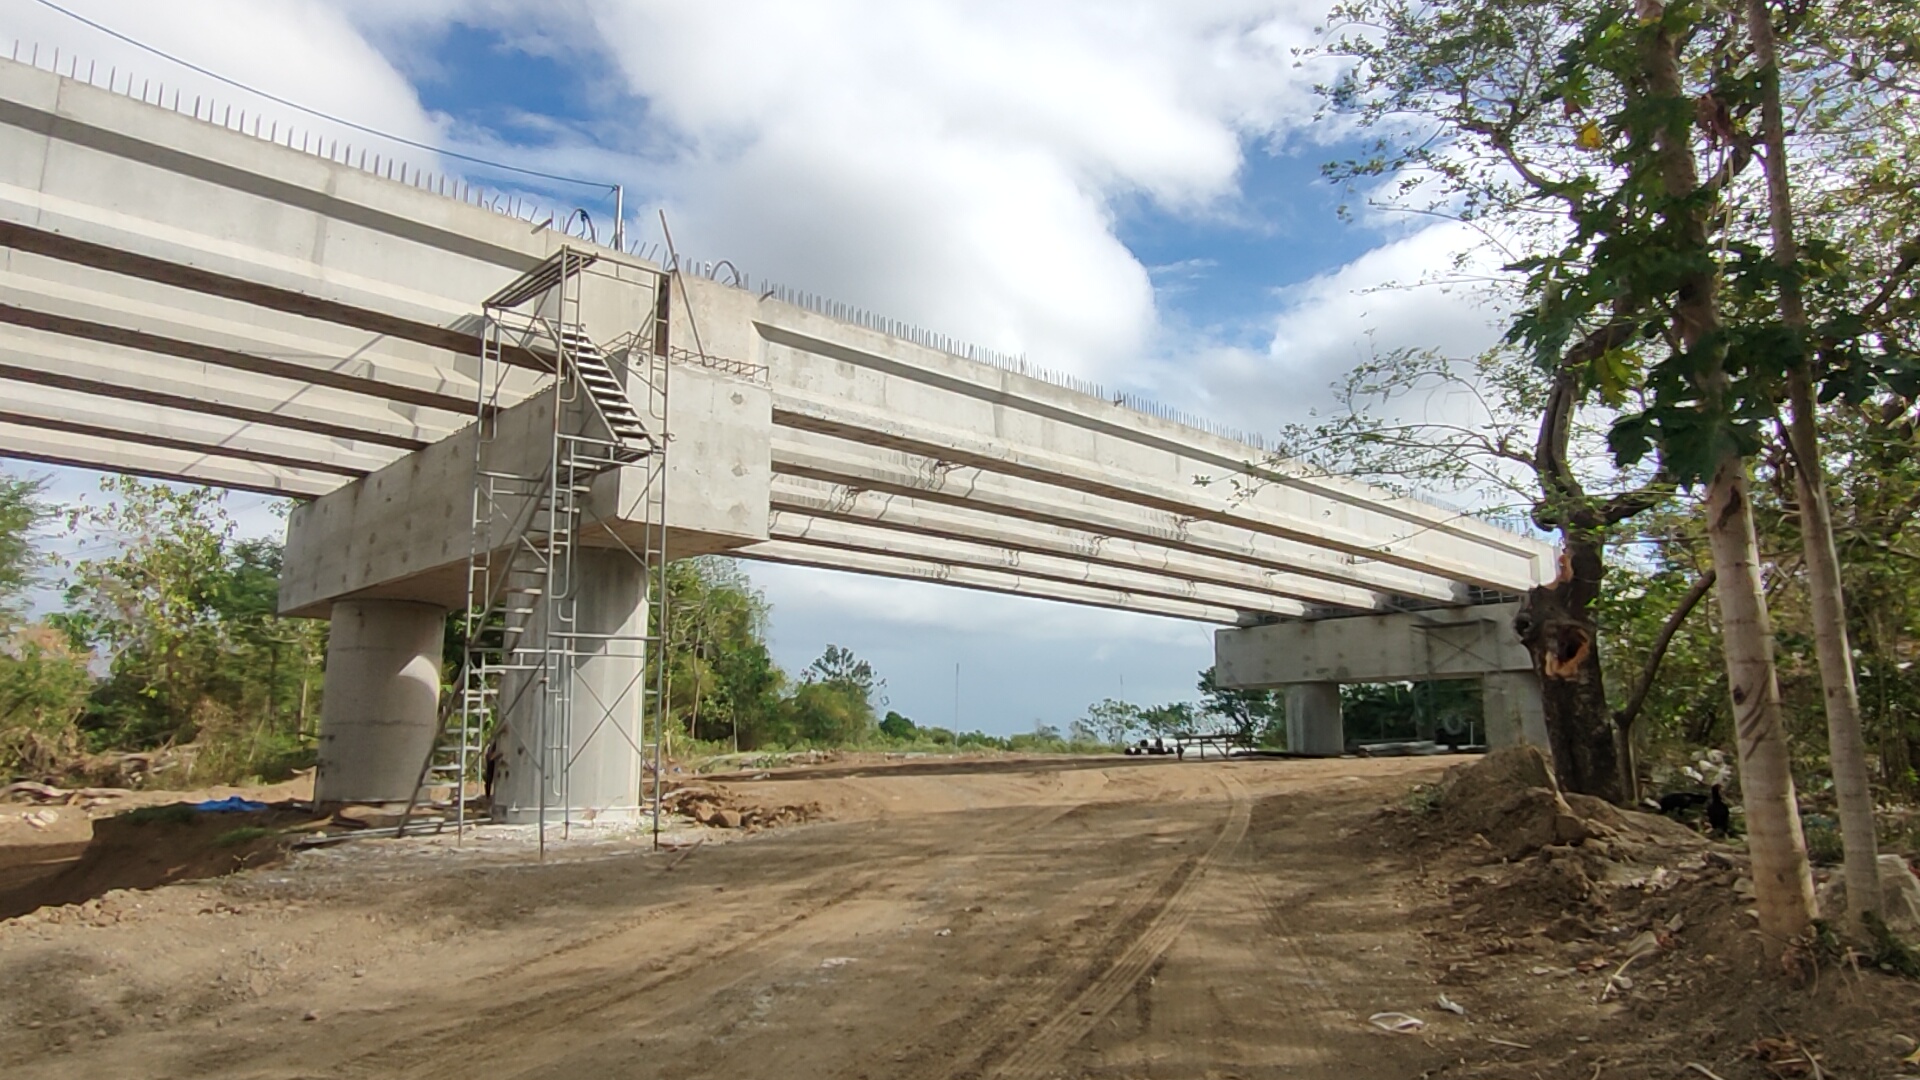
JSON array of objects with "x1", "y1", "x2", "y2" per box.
[{"x1": 1614, "y1": 568, "x2": 1716, "y2": 735}]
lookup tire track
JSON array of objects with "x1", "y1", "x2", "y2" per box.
[
  {"x1": 977, "y1": 769, "x2": 1253, "y2": 1080},
  {"x1": 328, "y1": 800, "x2": 1096, "y2": 1079}
]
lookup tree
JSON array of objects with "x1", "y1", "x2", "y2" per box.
[
  {"x1": 0, "y1": 475, "x2": 48, "y2": 622},
  {"x1": 782, "y1": 680, "x2": 875, "y2": 745},
  {"x1": 662, "y1": 558, "x2": 785, "y2": 749},
  {"x1": 1197, "y1": 666, "x2": 1282, "y2": 745},
  {"x1": 1081, "y1": 698, "x2": 1142, "y2": 746},
  {"x1": 1139, "y1": 702, "x2": 1195, "y2": 738},
  {"x1": 50, "y1": 477, "x2": 323, "y2": 781},
  {"x1": 806, "y1": 643, "x2": 882, "y2": 702},
  {"x1": 1741, "y1": 0, "x2": 1884, "y2": 935},
  {"x1": 1314, "y1": 0, "x2": 1920, "y2": 947},
  {"x1": 0, "y1": 474, "x2": 91, "y2": 779},
  {"x1": 880, "y1": 710, "x2": 917, "y2": 740}
]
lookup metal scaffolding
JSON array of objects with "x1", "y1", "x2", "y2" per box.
[{"x1": 402, "y1": 246, "x2": 670, "y2": 853}]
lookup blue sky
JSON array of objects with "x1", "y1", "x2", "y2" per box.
[{"x1": 1, "y1": 0, "x2": 1514, "y2": 734}]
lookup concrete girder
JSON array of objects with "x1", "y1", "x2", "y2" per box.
[
  {"x1": 755, "y1": 319, "x2": 1553, "y2": 588},
  {"x1": 0, "y1": 255, "x2": 547, "y2": 414},
  {"x1": 769, "y1": 384, "x2": 1544, "y2": 595},
  {"x1": 769, "y1": 430, "x2": 1465, "y2": 603},
  {"x1": 736, "y1": 539, "x2": 1242, "y2": 624},
  {"x1": 767, "y1": 473, "x2": 1381, "y2": 612},
  {"x1": 0, "y1": 320, "x2": 462, "y2": 448},
  {"x1": 0, "y1": 63, "x2": 547, "y2": 335},
  {"x1": 766, "y1": 510, "x2": 1308, "y2": 618},
  {"x1": 0, "y1": 419, "x2": 341, "y2": 497},
  {"x1": 0, "y1": 379, "x2": 399, "y2": 476}
]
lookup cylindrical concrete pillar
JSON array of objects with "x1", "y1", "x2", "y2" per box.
[
  {"x1": 1482, "y1": 671, "x2": 1550, "y2": 751},
  {"x1": 1285, "y1": 682, "x2": 1345, "y2": 756},
  {"x1": 491, "y1": 548, "x2": 647, "y2": 824},
  {"x1": 314, "y1": 599, "x2": 447, "y2": 804}
]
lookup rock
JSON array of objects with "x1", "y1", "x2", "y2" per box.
[
  {"x1": 1818, "y1": 854, "x2": 1920, "y2": 933},
  {"x1": 711, "y1": 807, "x2": 743, "y2": 829}
]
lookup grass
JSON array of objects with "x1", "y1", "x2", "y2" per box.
[
  {"x1": 120, "y1": 803, "x2": 198, "y2": 826},
  {"x1": 213, "y1": 825, "x2": 275, "y2": 847}
]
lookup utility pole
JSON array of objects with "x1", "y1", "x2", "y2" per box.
[{"x1": 954, "y1": 661, "x2": 960, "y2": 731}]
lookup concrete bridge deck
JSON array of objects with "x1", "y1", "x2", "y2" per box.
[{"x1": 0, "y1": 52, "x2": 1558, "y2": 807}]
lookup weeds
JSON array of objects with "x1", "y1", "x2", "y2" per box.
[
  {"x1": 213, "y1": 826, "x2": 275, "y2": 847},
  {"x1": 1864, "y1": 912, "x2": 1920, "y2": 979},
  {"x1": 120, "y1": 803, "x2": 197, "y2": 825}
]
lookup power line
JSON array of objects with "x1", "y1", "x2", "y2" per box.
[{"x1": 25, "y1": 0, "x2": 615, "y2": 191}]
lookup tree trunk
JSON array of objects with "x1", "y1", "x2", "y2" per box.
[
  {"x1": 1514, "y1": 537, "x2": 1623, "y2": 803},
  {"x1": 1705, "y1": 456, "x2": 1818, "y2": 947},
  {"x1": 1747, "y1": 0, "x2": 1882, "y2": 936},
  {"x1": 1639, "y1": 0, "x2": 1814, "y2": 953}
]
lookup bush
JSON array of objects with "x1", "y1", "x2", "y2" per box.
[
  {"x1": 0, "y1": 624, "x2": 95, "y2": 780},
  {"x1": 1803, "y1": 820, "x2": 1845, "y2": 865}
]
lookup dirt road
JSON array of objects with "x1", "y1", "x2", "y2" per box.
[{"x1": 10, "y1": 753, "x2": 1850, "y2": 1079}]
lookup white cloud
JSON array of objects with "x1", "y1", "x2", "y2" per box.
[
  {"x1": 564, "y1": 0, "x2": 1332, "y2": 376},
  {"x1": 1165, "y1": 220, "x2": 1516, "y2": 435},
  {"x1": 0, "y1": 0, "x2": 441, "y2": 153}
]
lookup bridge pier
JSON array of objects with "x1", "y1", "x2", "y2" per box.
[
  {"x1": 489, "y1": 549, "x2": 650, "y2": 824},
  {"x1": 1284, "y1": 683, "x2": 1345, "y2": 756},
  {"x1": 1480, "y1": 670, "x2": 1549, "y2": 749},
  {"x1": 314, "y1": 599, "x2": 447, "y2": 804},
  {"x1": 1216, "y1": 602, "x2": 1552, "y2": 758}
]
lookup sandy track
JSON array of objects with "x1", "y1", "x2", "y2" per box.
[{"x1": 2, "y1": 756, "x2": 1454, "y2": 1079}]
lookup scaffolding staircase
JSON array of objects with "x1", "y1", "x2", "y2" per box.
[{"x1": 400, "y1": 247, "x2": 670, "y2": 845}]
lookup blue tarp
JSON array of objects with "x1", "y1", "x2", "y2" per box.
[{"x1": 192, "y1": 796, "x2": 269, "y2": 813}]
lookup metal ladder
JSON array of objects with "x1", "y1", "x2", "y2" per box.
[{"x1": 400, "y1": 247, "x2": 668, "y2": 844}]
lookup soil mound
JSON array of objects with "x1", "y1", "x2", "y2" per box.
[
  {"x1": 1387, "y1": 747, "x2": 1920, "y2": 1079},
  {"x1": 0, "y1": 802, "x2": 302, "y2": 919},
  {"x1": 660, "y1": 785, "x2": 823, "y2": 831}
]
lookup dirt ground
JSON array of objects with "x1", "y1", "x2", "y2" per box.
[{"x1": 1, "y1": 753, "x2": 1915, "y2": 1079}]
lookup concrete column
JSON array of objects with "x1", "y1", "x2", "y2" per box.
[
  {"x1": 491, "y1": 548, "x2": 648, "y2": 824},
  {"x1": 1285, "y1": 683, "x2": 1345, "y2": 756},
  {"x1": 1482, "y1": 671, "x2": 1550, "y2": 750},
  {"x1": 314, "y1": 599, "x2": 446, "y2": 804}
]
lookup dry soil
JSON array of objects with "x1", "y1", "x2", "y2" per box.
[{"x1": 0, "y1": 753, "x2": 1913, "y2": 1079}]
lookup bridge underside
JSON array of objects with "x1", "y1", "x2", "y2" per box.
[{"x1": 0, "y1": 54, "x2": 1561, "y2": 808}]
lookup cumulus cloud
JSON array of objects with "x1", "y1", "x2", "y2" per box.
[
  {"x1": 0, "y1": 0, "x2": 441, "y2": 151},
  {"x1": 564, "y1": 0, "x2": 1333, "y2": 376}
]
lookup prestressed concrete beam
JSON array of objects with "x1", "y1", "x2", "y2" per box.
[
  {"x1": 0, "y1": 419, "x2": 341, "y2": 498},
  {"x1": 0, "y1": 255, "x2": 548, "y2": 413},
  {"x1": 0, "y1": 321, "x2": 462, "y2": 448},
  {"x1": 0, "y1": 59, "x2": 554, "y2": 334},
  {"x1": 770, "y1": 430, "x2": 1465, "y2": 602},
  {"x1": 754, "y1": 316, "x2": 1552, "y2": 583},
  {"x1": 768, "y1": 473, "x2": 1382, "y2": 611},
  {"x1": 736, "y1": 540, "x2": 1243, "y2": 624},
  {"x1": 767, "y1": 510, "x2": 1308, "y2": 617},
  {"x1": 769, "y1": 382, "x2": 1545, "y2": 594},
  {"x1": 0, "y1": 379, "x2": 399, "y2": 476}
]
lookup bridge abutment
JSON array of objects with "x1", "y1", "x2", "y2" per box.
[{"x1": 314, "y1": 599, "x2": 447, "y2": 804}]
